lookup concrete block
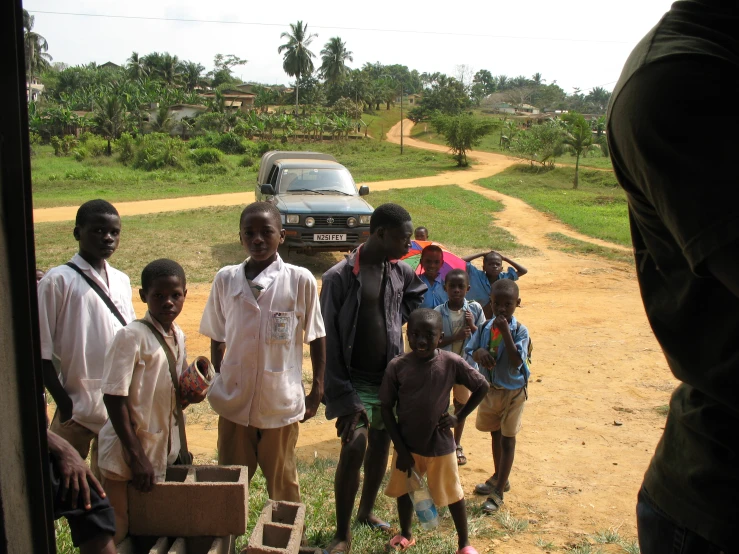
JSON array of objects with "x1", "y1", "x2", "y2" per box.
[
  {"x1": 117, "y1": 536, "x2": 235, "y2": 554},
  {"x1": 128, "y1": 466, "x2": 248, "y2": 537},
  {"x1": 245, "y1": 500, "x2": 305, "y2": 554}
]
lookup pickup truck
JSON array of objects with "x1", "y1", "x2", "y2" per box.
[{"x1": 255, "y1": 150, "x2": 374, "y2": 253}]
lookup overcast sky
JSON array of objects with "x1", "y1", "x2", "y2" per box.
[{"x1": 25, "y1": 0, "x2": 675, "y2": 94}]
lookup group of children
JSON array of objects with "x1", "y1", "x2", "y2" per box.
[{"x1": 39, "y1": 198, "x2": 531, "y2": 554}]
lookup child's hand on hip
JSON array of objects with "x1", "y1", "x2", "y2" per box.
[{"x1": 439, "y1": 412, "x2": 458, "y2": 431}]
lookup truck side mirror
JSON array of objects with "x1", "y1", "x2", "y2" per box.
[
  {"x1": 359, "y1": 185, "x2": 370, "y2": 196},
  {"x1": 261, "y1": 184, "x2": 276, "y2": 196}
]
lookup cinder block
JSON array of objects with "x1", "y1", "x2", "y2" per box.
[
  {"x1": 245, "y1": 500, "x2": 305, "y2": 554},
  {"x1": 117, "y1": 536, "x2": 235, "y2": 554},
  {"x1": 128, "y1": 465, "x2": 248, "y2": 537}
]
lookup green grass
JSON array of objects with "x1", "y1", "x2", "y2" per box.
[
  {"x1": 655, "y1": 405, "x2": 669, "y2": 417},
  {"x1": 34, "y1": 186, "x2": 522, "y2": 284},
  {"x1": 546, "y1": 233, "x2": 633, "y2": 265},
  {"x1": 31, "y1": 138, "x2": 456, "y2": 209},
  {"x1": 592, "y1": 528, "x2": 622, "y2": 544},
  {"x1": 362, "y1": 105, "x2": 402, "y2": 140},
  {"x1": 477, "y1": 165, "x2": 630, "y2": 246},
  {"x1": 536, "y1": 537, "x2": 557, "y2": 550}
]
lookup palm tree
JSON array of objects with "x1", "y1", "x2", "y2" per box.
[
  {"x1": 127, "y1": 52, "x2": 149, "y2": 80},
  {"x1": 23, "y1": 9, "x2": 52, "y2": 87},
  {"x1": 180, "y1": 61, "x2": 206, "y2": 92},
  {"x1": 561, "y1": 112, "x2": 597, "y2": 189},
  {"x1": 319, "y1": 37, "x2": 353, "y2": 84},
  {"x1": 159, "y1": 53, "x2": 182, "y2": 86},
  {"x1": 531, "y1": 73, "x2": 545, "y2": 86},
  {"x1": 278, "y1": 21, "x2": 317, "y2": 114},
  {"x1": 92, "y1": 95, "x2": 127, "y2": 155}
]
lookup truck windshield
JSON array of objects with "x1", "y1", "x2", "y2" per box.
[{"x1": 279, "y1": 168, "x2": 357, "y2": 196}]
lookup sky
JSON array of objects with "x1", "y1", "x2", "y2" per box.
[{"x1": 24, "y1": 0, "x2": 675, "y2": 94}]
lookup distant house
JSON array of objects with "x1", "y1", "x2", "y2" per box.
[
  {"x1": 202, "y1": 89, "x2": 256, "y2": 112},
  {"x1": 147, "y1": 104, "x2": 208, "y2": 134},
  {"x1": 407, "y1": 93, "x2": 422, "y2": 105},
  {"x1": 100, "y1": 61, "x2": 121, "y2": 70},
  {"x1": 27, "y1": 78, "x2": 44, "y2": 102},
  {"x1": 490, "y1": 102, "x2": 540, "y2": 115}
]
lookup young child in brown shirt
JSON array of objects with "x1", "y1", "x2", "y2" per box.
[{"x1": 380, "y1": 309, "x2": 489, "y2": 554}]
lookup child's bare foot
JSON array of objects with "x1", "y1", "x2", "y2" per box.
[
  {"x1": 357, "y1": 514, "x2": 392, "y2": 533},
  {"x1": 323, "y1": 538, "x2": 351, "y2": 554}
]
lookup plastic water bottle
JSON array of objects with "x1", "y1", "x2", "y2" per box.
[{"x1": 407, "y1": 470, "x2": 439, "y2": 530}]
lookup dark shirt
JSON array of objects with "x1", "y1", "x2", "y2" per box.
[
  {"x1": 320, "y1": 247, "x2": 427, "y2": 419},
  {"x1": 607, "y1": 1, "x2": 739, "y2": 548},
  {"x1": 379, "y1": 349, "x2": 487, "y2": 457}
]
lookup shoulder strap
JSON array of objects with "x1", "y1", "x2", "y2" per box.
[
  {"x1": 136, "y1": 319, "x2": 191, "y2": 464},
  {"x1": 66, "y1": 262, "x2": 127, "y2": 327}
]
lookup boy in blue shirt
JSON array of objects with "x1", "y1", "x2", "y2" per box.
[
  {"x1": 465, "y1": 279, "x2": 530, "y2": 514},
  {"x1": 434, "y1": 269, "x2": 485, "y2": 466},
  {"x1": 418, "y1": 245, "x2": 447, "y2": 309},
  {"x1": 463, "y1": 251, "x2": 527, "y2": 318}
]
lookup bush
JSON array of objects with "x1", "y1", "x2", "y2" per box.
[
  {"x1": 50, "y1": 135, "x2": 79, "y2": 156},
  {"x1": 190, "y1": 147, "x2": 224, "y2": 166},
  {"x1": 254, "y1": 141, "x2": 278, "y2": 157},
  {"x1": 132, "y1": 133, "x2": 187, "y2": 171},
  {"x1": 80, "y1": 133, "x2": 108, "y2": 157},
  {"x1": 29, "y1": 132, "x2": 42, "y2": 146},
  {"x1": 115, "y1": 133, "x2": 135, "y2": 164},
  {"x1": 238, "y1": 155, "x2": 256, "y2": 168},
  {"x1": 72, "y1": 147, "x2": 88, "y2": 161},
  {"x1": 213, "y1": 132, "x2": 246, "y2": 154}
]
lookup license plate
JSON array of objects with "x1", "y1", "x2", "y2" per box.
[{"x1": 314, "y1": 233, "x2": 347, "y2": 242}]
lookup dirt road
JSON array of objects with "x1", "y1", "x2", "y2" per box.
[{"x1": 46, "y1": 123, "x2": 668, "y2": 550}]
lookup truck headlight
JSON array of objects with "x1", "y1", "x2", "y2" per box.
[
  {"x1": 305, "y1": 217, "x2": 315, "y2": 228},
  {"x1": 359, "y1": 215, "x2": 371, "y2": 225},
  {"x1": 347, "y1": 217, "x2": 357, "y2": 228},
  {"x1": 286, "y1": 215, "x2": 299, "y2": 224}
]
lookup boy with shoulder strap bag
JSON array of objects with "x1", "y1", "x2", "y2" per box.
[
  {"x1": 37, "y1": 200, "x2": 136, "y2": 477},
  {"x1": 97, "y1": 259, "x2": 209, "y2": 545}
]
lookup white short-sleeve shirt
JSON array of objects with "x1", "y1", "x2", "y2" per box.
[
  {"x1": 37, "y1": 254, "x2": 136, "y2": 433},
  {"x1": 199, "y1": 255, "x2": 326, "y2": 429},
  {"x1": 98, "y1": 312, "x2": 186, "y2": 481}
]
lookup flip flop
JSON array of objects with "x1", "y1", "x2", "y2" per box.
[
  {"x1": 386, "y1": 535, "x2": 416, "y2": 552},
  {"x1": 474, "y1": 475, "x2": 510, "y2": 495},
  {"x1": 456, "y1": 446, "x2": 468, "y2": 466},
  {"x1": 457, "y1": 547, "x2": 479, "y2": 554},
  {"x1": 362, "y1": 520, "x2": 392, "y2": 533}
]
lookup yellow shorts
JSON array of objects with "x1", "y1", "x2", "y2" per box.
[
  {"x1": 475, "y1": 387, "x2": 526, "y2": 436},
  {"x1": 384, "y1": 450, "x2": 464, "y2": 508}
]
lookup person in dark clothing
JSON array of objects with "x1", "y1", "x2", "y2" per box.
[
  {"x1": 320, "y1": 203, "x2": 426, "y2": 554},
  {"x1": 607, "y1": 1, "x2": 739, "y2": 551},
  {"x1": 48, "y1": 429, "x2": 116, "y2": 553}
]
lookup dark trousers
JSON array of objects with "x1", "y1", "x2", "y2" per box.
[{"x1": 637, "y1": 487, "x2": 726, "y2": 554}]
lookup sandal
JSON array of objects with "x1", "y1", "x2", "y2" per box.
[
  {"x1": 386, "y1": 535, "x2": 416, "y2": 552},
  {"x1": 457, "y1": 547, "x2": 479, "y2": 554},
  {"x1": 481, "y1": 490, "x2": 504, "y2": 514},
  {"x1": 360, "y1": 519, "x2": 392, "y2": 534},
  {"x1": 474, "y1": 475, "x2": 510, "y2": 495},
  {"x1": 455, "y1": 446, "x2": 468, "y2": 466}
]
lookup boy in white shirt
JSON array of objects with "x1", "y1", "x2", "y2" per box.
[
  {"x1": 200, "y1": 202, "x2": 326, "y2": 502},
  {"x1": 98, "y1": 259, "x2": 206, "y2": 544},
  {"x1": 38, "y1": 199, "x2": 136, "y2": 474}
]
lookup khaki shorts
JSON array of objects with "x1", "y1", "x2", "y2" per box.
[
  {"x1": 452, "y1": 384, "x2": 471, "y2": 405},
  {"x1": 475, "y1": 387, "x2": 526, "y2": 436},
  {"x1": 50, "y1": 409, "x2": 100, "y2": 479},
  {"x1": 385, "y1": 450, "x2": 464, "y2": 508},
  {"x1": 217, "y1": 417, "x2": 300, "y2": 502}
]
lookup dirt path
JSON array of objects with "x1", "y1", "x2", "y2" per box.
[{"x1": 43, "y1": 124, "x2": 669, "y2": 550}]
